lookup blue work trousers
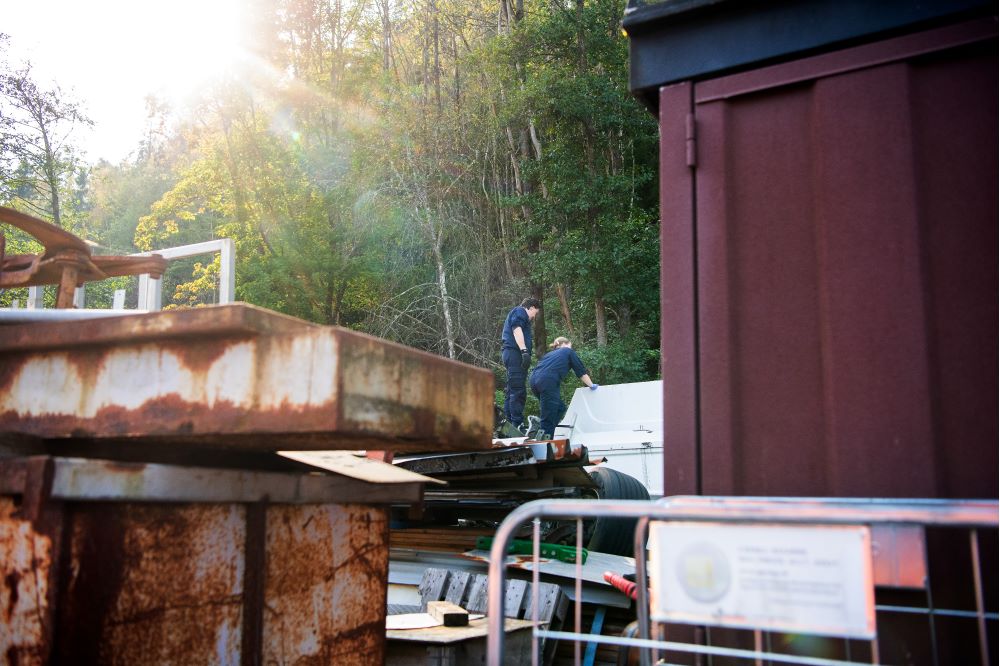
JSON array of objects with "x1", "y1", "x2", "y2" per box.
[
  {"x1": 530, "y1": 377, "x2": 565, "y2": 437},
  {"x1": 502, "y1": 348, "x2": 527, "y2": 427}
]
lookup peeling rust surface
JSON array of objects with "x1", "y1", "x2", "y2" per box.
[
  {"x1": 263, "y1": 504, "x2": 389, "y2": 665},
  {"x1": 54, "y1": 503, "x2": 245, "y2": 664},
  {"x1": 0, "y1": 303, "x2": 314, "y2": 352},
  {"x1": 4, "y1": 472, "x2": 397, "y2": 663},
  {"x1": 0, "y1": 309, "x2": 494, "y2": 451},
  {"x1": 0, "y1": 496, "x2": 53, "y2": 665}
]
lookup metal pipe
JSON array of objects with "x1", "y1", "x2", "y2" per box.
[
  {"x1": 574, "y1": 517, "x2": 583, "y2": 664},
  {"x1": 634, "y1": 515, "x2": 652, "y2": 666},
  {"x1": 970, "y1": 529, "x2": 989, "y2": 666},
  {"x1": 532, "y1": 518, "x2": 540, "y2": 666},
  {"x1": 532, "y1": 629, "x2": 875, "y2": 666},
  {"x1": 0, "y1": 308, "x2": 151, "y2": 322}
]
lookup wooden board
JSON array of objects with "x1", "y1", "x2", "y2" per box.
[
  {"x1": 386, "y1": 617, "x2": 533, "y2": 644},
  {"x1": 427, "y1": 601, "x2": 469, "y2": 627}
]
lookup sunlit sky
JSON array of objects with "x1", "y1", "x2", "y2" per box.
[{"x1": 5, "y1": 0, "x2": 245, "y2": 163}]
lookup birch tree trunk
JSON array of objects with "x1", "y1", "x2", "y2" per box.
[{"x1": 431, "y1": 217, "x2": 457, "y2": 359}]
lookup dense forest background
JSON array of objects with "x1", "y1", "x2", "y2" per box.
[{"x1": 0, "y1": 0, "x2": 660, "y2": 398}]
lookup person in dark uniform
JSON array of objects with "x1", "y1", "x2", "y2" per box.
[
  {"x1": 529, "y1": 336, "x2": 598, "y2": 440},
  {"x1": 500, "y1": 297, "x2": 541, "y2": 432}
]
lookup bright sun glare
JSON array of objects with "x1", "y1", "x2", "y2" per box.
[
  {"x1": 135, "y1": 0, "x2": 245, "y2": 106},
  {"x1": 6, "y1": 0, "x2": 248, "y2": 160}
]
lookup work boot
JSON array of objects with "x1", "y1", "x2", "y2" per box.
[{"x1": 525, "y1": 415, "x2": 541, "y2": 439}]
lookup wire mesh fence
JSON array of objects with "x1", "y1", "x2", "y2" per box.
[{"x1": 486, "y1": 496, "x2": 998, "y2": 666}]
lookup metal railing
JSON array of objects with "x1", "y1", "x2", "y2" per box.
[{"x1": 487, "y1": 496, "x2": 998, "y2": 666}]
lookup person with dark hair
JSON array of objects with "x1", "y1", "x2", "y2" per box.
[
  {"x1": 529, "y1": 337, "x2": 598, "y2": 440},
  {"x1": 500, "y1": 297, "x2": 541, "y2": 433}
]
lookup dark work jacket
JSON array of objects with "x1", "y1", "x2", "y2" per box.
[
  {"x1": 501, "y1": 306, "x2": 532, "y2": 352},
  {"x1": 530, "y1": 347, "x2": 588, "y2": 388}
]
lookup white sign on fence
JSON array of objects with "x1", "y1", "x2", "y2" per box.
[{"x1": 649, "y1": 521, "x2": 875, "y2": 638}]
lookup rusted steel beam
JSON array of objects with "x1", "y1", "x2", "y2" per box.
[
  {"x1": 41, "y1": 456, "x2": 427, "y2": 504},
  {"x1": 0, "y1": 304, "x2": 494, "y2": 452}
]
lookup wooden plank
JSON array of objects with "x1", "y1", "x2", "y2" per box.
[
  {"x1": 443, "y1": 571, "x2": 471, "y2": 606},
  {"x1": 419, "y1": 569, "x2": 450, "y2": 608},
  {"x1": 427, "y1": 601, "x2": 469, "y2": 627},
  {"x1": 387, "y1": 604, "x2": 421, "y2": 616},
  {"x1": 389, "y1": 526, "x2": 495, "y2": 553},
  {"x1": 504, "y1": 579, "x2": 528, "y2": 619},
  {"x1": 525, "y1": 583, "x2": 563, "y2": 624},
  {"x1": 464, "y1": 575, "x2": 490, "y2": 614},
  {"x1": 385, "y1": 617, "x2": 534, "y2": 644}
]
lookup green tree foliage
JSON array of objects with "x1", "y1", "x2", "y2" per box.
[
  {"x1": 0, "y1": 2, "x2": 661, "y2": 394},
  {"x1": 0, "y1": 42, "x2": 92, "y2": 226},
  {"x1": 0, "y1": 34, "x2": 96, "y2": 307}
]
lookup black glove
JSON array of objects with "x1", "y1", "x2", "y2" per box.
[{"x1": 520, "y1": 349, "x2": 530, "y2": 370}]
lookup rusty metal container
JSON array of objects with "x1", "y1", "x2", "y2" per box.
[
  {"x1": 624, "y1": 1, "x2": 998, "y2": 500},
  {"x1": 0, "y1": 455, "x2": 427, "y2": 664},
  {"x1": 0, "y1": 303, "x2": 494, "y2": 663},
  {"x1": 0, "y1": 304, "x2": 494, "y2": 453}
]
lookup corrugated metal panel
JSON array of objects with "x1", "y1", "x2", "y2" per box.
[{"x1": 660, "y1": 20, "x2": 997, "y2": 498}]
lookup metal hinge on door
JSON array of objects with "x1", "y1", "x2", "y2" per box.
[{"x1": 686, "y1": 113, "x2": 697, "y2": 167}]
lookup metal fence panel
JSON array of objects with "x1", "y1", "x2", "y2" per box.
[{"x1": 487, "y1": 496, "x2": 998, "y2": 666}]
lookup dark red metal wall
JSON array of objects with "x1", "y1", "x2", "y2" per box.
[{"x1": 661, "y1": 19, "x2": 997, "y2": 499}]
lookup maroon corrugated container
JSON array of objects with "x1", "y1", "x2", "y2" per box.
[
  {"x1": 626, "y1": 3, "x2": 997, "y2": 500},
  {"x1": 628, "y1": 3, "x2": 997, "y2": 662}
]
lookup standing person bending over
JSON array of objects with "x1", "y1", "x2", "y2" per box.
[
  {"x1": 529, "y1": 337, "x2": 598, "y2": 440},
  {"x1": 501, "y1": 297, "x2": 541, "y2": 433}
]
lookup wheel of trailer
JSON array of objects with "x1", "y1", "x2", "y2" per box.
[{"x1": 586, "y1": 467, "x2": 649, "y2": 556}]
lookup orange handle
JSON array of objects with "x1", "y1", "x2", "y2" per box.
[{"x1": 603, "y1": 571, "x2": 638, "y2": 600}]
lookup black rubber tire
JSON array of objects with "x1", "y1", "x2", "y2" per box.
[{"x1": 586, "y1": 467, "x2": 650, "y2": 556}]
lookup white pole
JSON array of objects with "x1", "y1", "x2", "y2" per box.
[
  {"x1": 219, "y1": 237, "x2": 235, "y2": 304},
  {"x1": 137, "y1": 275, "x2": 148, "y2": 310},
  {"x1": 28, "y1": 286, "x2": 44, "y2": 309}
]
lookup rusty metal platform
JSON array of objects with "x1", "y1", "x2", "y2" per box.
[{"x1": 0, "y1": 304, "x2": 493, "y2": 452}]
